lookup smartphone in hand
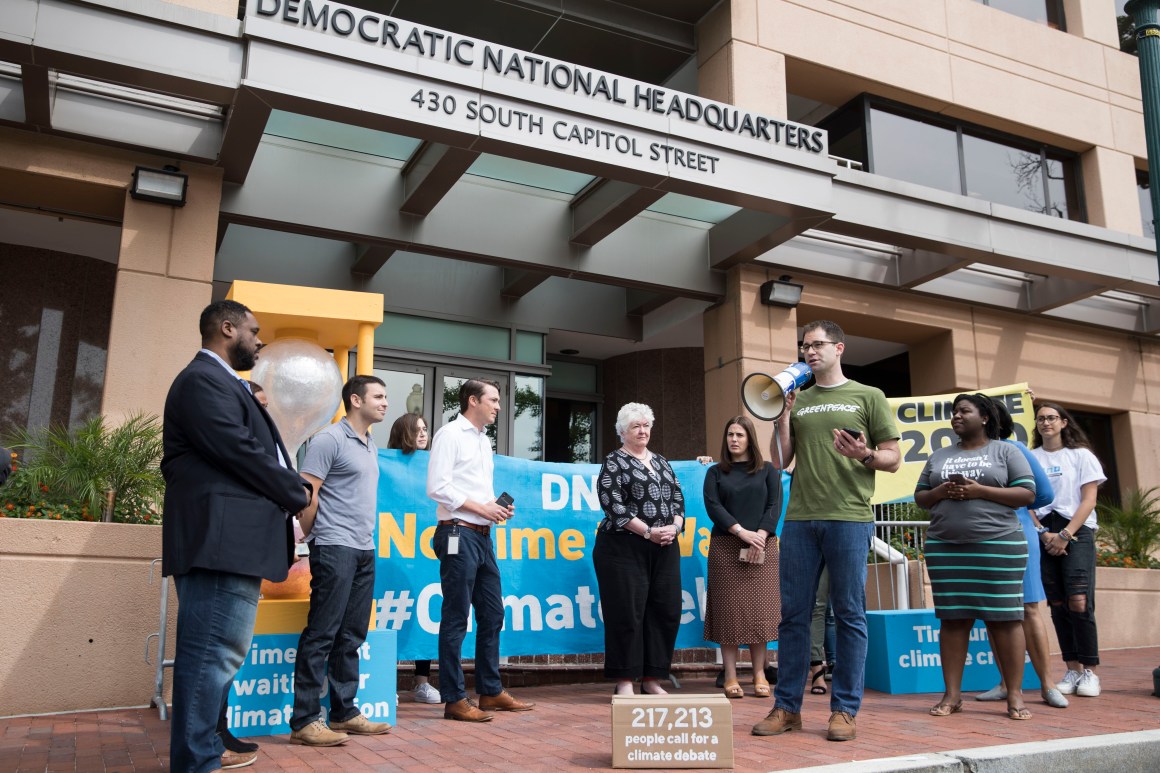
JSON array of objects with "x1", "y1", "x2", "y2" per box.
[
  {"x1": 739, "y1": 547, "x2": 766, "y2": 564},
  {"x1": 496, "y1": 491, "x2": 515, "y2": 508},
  {"x1": 948, "y1": 473, "x2": 967, "y2": 484},
  {"x1": 840, "y1": 427, "x2": 863, "y2": 441}
]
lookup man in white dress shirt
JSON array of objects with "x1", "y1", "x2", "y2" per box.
[{"x1": 427, "y1": 378, "x2": 536, "y2": 722}]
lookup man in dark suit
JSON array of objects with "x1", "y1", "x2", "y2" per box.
[{"x1": 162, "y1": 300, "x2": 311, "y2": 773}]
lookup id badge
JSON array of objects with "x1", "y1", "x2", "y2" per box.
[{"x1": 447, "y1": 522, "x2": 460, "y2": 555}]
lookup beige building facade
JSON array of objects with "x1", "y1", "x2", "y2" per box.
[{"x1": 3, "y1": 0, "x2": 1160, "y2": 714}]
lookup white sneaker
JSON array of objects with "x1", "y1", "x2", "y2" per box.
[
  {"x1": 1055, "y1": 669, "x2": 1083, "y2": 695},
  {"x1": 1075, "y1": 669, "x2": 1101, "y2": 697},
  {"x1": 414, "y1": 682, "x2": 442, "y2": 704}
]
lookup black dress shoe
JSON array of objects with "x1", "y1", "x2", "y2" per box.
[
  {"x1": 765, "y1": 665, "x2": 778, "y2": 684},
  {"x1": 218, "y1": 728, "x2": 259, "y2": 754},
  {"x1": 714, "y1": 669, "x2": 725, "y2": 688}
]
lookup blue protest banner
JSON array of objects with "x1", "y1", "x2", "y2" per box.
[
  {"x1": 227, "y1": 629, "x2": 397, "y2": 738},
  {"x1": 372, "y1": 451, "x2": 789, "y2": 660}
]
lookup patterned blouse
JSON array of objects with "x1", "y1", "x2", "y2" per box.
[{"x1": 597, "y1": 448, "x2": 686, "y2": 533}]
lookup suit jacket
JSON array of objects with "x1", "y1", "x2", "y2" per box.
[{"x1": 161, "y1": 352, "x2": 309, "y2": 581}]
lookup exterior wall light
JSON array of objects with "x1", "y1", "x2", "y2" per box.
[
  {"x1": 130, "y1": 165, "x2": 187, "y2": 206},
  {"x1": 758, "y1": 276, "x2": 804, "y2": 308}
]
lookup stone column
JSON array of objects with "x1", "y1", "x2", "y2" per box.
[
  {"x1": 100, "y1": 165, "x2": 224, "y2": 422},
  {"x1": 1081, "y1": 145, "x2": 1145, "y2": 235},
  {"x1": 702, "y1": 265, "x2": 799, "y2": 461}
]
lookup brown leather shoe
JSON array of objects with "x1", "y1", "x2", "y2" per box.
[
  {"x1": 329, "y1": 713, "x2": 391, "y2": 735},
  {"x1": 478, "y1": 690, "x2": 535, "y2": 712},
  {"x1": 220, "y1": 749, "x2": 257, "y2": 769},
  {"x1": 751, "y1": 707, "x2": 802, "y2": 736},
  {"x1": 444, "y1": 697, "x2": 493, "y2": 722},
  {"x1": 827, "y1": 710, "x2": 856, "y2": 741}
]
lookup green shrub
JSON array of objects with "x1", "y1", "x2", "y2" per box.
[
  {"x1": 3, "y1": 414, "x2": 163, "y2": 524},
  {"x1": 1097, "y1": 486, "x2": 1160, "y2": 567}
]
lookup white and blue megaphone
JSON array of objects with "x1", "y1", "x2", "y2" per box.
[{"x1": 741, "y1": 362, "x2": 813, "y2": 421}]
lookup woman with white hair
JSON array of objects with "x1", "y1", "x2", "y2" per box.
[{"x1": 593, "y1": 402, "x2": 686, "y2": 696}]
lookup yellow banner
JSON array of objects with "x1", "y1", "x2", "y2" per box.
[{"x1": 871, "y1": 382, "x2": 1034, "y2": 505}]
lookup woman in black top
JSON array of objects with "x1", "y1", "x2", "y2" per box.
[
  {"x1": 703, "y1": 416, "x2": 781, "y2": 699},
  {"x1": 594, "y1": 402, "x2": 686, "y2": 696}
]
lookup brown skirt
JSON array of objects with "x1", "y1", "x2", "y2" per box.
[{"x1": 703, "y1": 532, "x2": 781, "y2": 646}]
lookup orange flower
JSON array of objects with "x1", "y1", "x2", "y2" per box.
[
  {"x1": 4, "y1": 503, "x2": 13, "y2": 511},
  {"x1": 39, "y1": 484, "x2": 48, "y2": 493}
]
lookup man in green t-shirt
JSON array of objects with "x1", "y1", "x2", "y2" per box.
[{"x1": 752, "y1": 320, "x2": 900, "y2": 743}]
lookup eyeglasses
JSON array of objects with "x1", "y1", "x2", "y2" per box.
[
  {"x1": 1035, "y1": 415, "x2": 1062, "y2": 424},
  {"x1": 799, "y1": 341, "x2": 836, "y2": 353}
]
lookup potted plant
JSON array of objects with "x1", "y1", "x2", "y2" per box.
[
  {"x1": 1097, "y1": 486, "x2": 1160, "y2": 569},
  {"x1": 2, "y1": 414, "x2": 163, "y2": 524}
]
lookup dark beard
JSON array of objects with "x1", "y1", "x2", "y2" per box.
[{"x1": 229, "y1": 340, "x2": 257, "y2": 371}]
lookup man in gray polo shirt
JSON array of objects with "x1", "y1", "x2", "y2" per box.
[{"x1": 289, "y1": 375, "x2": 390, "y2": 747}]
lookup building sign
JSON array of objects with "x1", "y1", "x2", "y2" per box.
[{"x1": 245, "y1": 0, "x2": 828, "y2": 178}]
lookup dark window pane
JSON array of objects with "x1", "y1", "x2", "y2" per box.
[
  {"x1": 962, "y1": 133, "x2": 1047, "y2": 213},
  {"x1": 1138, "y1": 170, "x2": 1155, "y2": 237},
  {"x1": 978, "y1": 0, "x2": 1064, "y2": 29},
  {"x1": 869, "y1": 109, "x2": 961, "y2": 194},
  {"x1": 1044, "y1": 155, "x2": 1080, "y2": 221},
  {"x1": 818, "y1": 99, "x2": 867, "y2": 169}
]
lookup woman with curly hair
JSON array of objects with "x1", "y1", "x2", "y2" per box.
[{"x1": 914, "y1": 393, "x2": 1036, "y2": 721}]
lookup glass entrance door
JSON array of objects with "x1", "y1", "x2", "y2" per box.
[
  {"x1": 435, "y1": 367, "x2": 509, "y2": 454},
  {"x1": 371, "y1": 360, "x2": 434, "y2": 451}
]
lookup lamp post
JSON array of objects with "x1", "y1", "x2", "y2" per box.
[{"x1": 1128, "y1": 0, "x2": 1160, "y2": 283}]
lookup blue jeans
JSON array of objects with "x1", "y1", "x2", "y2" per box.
[
  {"x1": 774, "y1": 520, "x2": 874, "y2": 716},
  {"x1": 433, "y1": 525, "x2": 504, "y2": 702},
  {"x1": 171, "y1": 569, "x2": 261, "y2": 773},
  {"x1": 291, "y1": 544, "x2": 376, "y2": 730}
]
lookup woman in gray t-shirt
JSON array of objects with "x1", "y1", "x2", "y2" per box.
[{"x1": 914, "y1": 393, "x2": 1036, "y2": 722}]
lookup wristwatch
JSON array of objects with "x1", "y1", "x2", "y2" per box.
[
  {"x1": 1035, "y1": 525, "x2": 1049, "y2": 535},
  {"x1": 644, "y1": 525, "x2": 653, "y2": 541},
  {"x1": 860, "y1": 452, "x2": 875, "y2": 466}
]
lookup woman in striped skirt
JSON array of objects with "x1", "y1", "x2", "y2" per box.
[{"x1": 914, "y1": 393, "x2": 1037, "y2": 721}]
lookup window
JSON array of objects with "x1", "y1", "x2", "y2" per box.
[
  {"x1": 869, "y1": 108, "x2": 962, "y2": 195},
  {"x1": 1137, "y1": 169, "x2": 1155, "y2": 238},
  {"x1": 824, "y1": 97, "x2": 1084, "y2": 222},
  {"x1": 0, "y1": 246, "x2": 115, "y2": 435},
  {"x1": 974, "y1": 0, "x2": 1065, "y2": 29}
]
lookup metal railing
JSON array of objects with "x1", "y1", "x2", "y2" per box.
[{"x1": 869, "y1": 502, "x2": 930, "y2": 612}]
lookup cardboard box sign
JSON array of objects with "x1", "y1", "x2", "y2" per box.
[{"x1": 610, "y1": 694, "x2": 733, "y2": 769}]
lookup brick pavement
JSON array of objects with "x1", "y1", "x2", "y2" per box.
[{"x1": 3, "y1": 646, "x2": 1158, "y2": 772}]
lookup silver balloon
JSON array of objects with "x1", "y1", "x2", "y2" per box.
[{"x1": 250, "y1": 338, "x2": 343, "y2": 458}]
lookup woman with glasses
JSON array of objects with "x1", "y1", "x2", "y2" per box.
[
  {"x1": 386, "y1": 413, "x2": 441, "y2": 705},
  {"x1": 702, "y1": 415, "x2": 781, "y2": 700},
  {"x1": 914, "y1": 393, "x2": 1036, "y2": 721},
  {"x1": 1030, "y1": 403, "x2": 1107, "y2": 698}
]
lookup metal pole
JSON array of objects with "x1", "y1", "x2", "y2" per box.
[{"x1": 1128, "y1": 0, "x2": 1160, "y2": 282}]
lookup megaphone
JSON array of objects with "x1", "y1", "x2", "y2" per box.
[{"x1": 741, "y1": 362, "x2": 813, "y2": 421}]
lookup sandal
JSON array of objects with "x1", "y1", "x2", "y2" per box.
[
  {"x1": 1007, "y1": 706, "x2": 1032, "y2": 720},
  {"x1": 753, "y1": 676, "x2": 770, "y2": 698},
  {"x1": 723, "y1": 680, "x2": 744, "y2": 699},
  {"x1": 810, "y1": 666, "x2": 827, "y2": 695},
  {"x1": 929, "y1": 700, "x2": 963, "y2": 717}
]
